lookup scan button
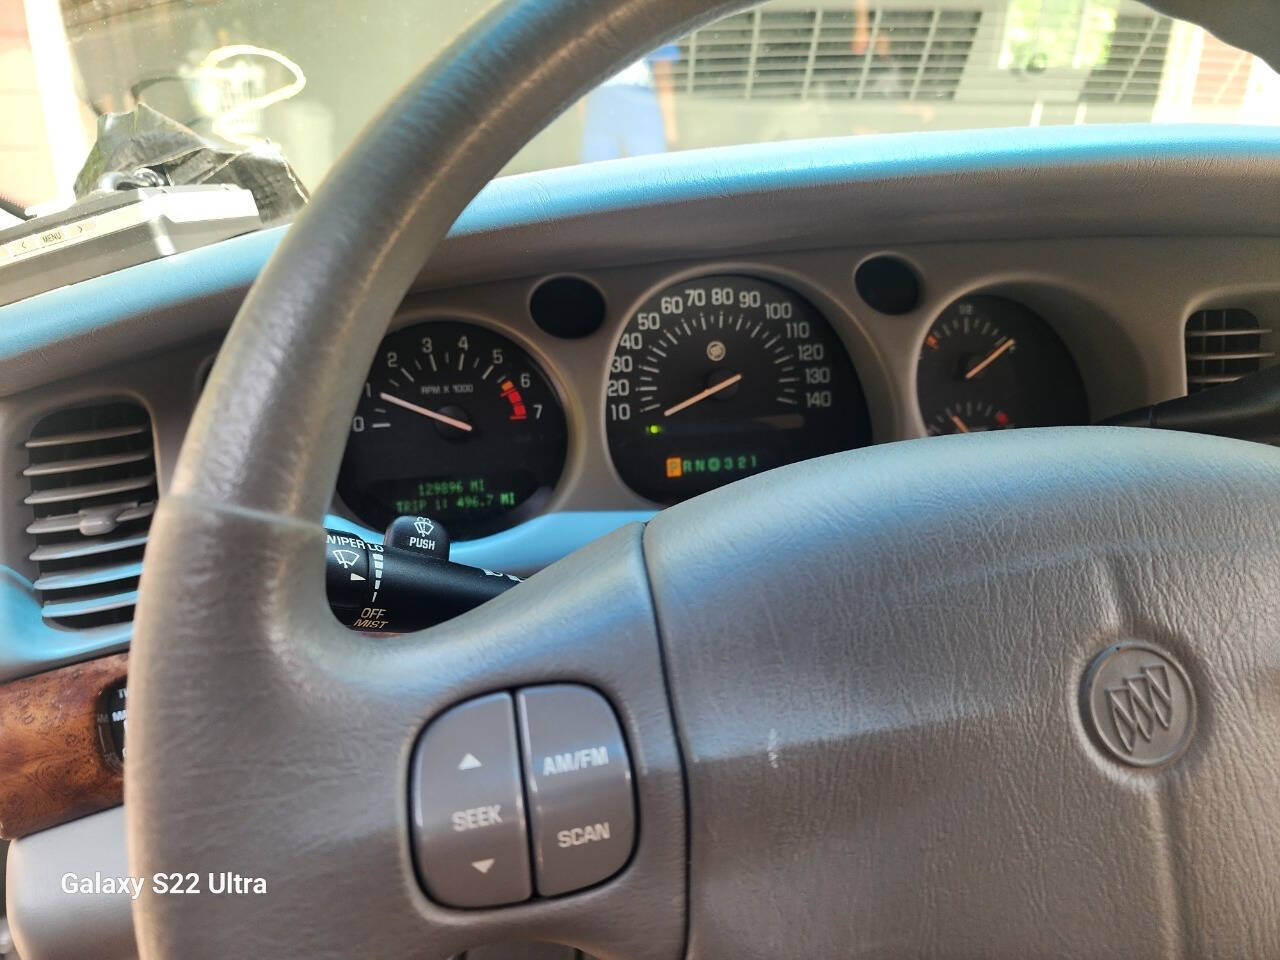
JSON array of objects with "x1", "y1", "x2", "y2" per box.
[{"x1": 517, "y1": 684, "x2": 635, "y2": 896}]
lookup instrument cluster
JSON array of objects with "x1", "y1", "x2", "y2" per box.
[
  {"x1": 336, "y1": 271, "x2": 1092, "y2": 538},
  {"x1": 603, "y1": 275, "x2": 871, "y2": 504},
  {"x1": 338, "y1": 321, "x2": 566, "y2": 539}
]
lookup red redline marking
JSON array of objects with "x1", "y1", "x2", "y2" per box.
[{"x1": 499, "y1": 380, "x2": 527, "y2": 420}]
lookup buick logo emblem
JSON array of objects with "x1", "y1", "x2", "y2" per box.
[{"x1": 1083, "y1": 642, "x2": 1195, "y2": 767}]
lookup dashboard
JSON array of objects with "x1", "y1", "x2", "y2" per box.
[
  {"x1": 273, "y1": 227, "x2": 1270, "y2": 549},
  {"x1": 336, "y1": 268, "x2": 1100, "y2": 540},
  {"x1": 0, "y1": 108, "x2": 1278, "y2": 960},
  {"x1": 2, "y1": 125, "x2": 1280, "y2": 681}
]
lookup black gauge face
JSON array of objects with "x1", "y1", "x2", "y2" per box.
[
  {"x1": 917, "y1": 296, "x2": 1089, "y2": 435},
  {"x1": 338, "y1": 321, "x2": 567, "y2": 539},
  {"x1": 605, "y1": 275, "x2": 871, "y2": 504}
]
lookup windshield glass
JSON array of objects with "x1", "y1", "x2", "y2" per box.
[{"x1": 2, "y1": 0, "x2": 1277, "y2": 215}]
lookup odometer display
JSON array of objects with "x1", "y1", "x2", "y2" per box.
[
  {"x1": 606, "y1": 275, "x2": 870, "y2": 504},
  {"x1": 338, "y1": 321, "x2": 566, "y2": 538}
]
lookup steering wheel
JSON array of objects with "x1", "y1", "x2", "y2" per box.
[{"x1": 129, "y1": 0, "x2": 1280, "y2": 956}]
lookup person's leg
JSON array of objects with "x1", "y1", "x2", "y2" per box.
[
  {"x1": 619, "y1": 87, "x2": 667, "y2": 157},
  {"x1": 580, "y1": 89, "x2": 625, "y2": 162}
]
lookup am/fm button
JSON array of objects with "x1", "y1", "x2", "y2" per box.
[{"x1": 517, "y1": 685, "x2": 636, "y2": 897}]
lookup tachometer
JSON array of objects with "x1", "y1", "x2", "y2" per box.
[
  {"x1": 605, "y1": 275, "x2": 870, "y2": 504},
  {"x1": 916, "y1": 295, "x2": 1089, "y2": 435},
  {"x1": 338, "y1": 321, "x2": 566, "y2": 538}
]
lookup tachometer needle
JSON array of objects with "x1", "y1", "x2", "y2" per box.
[
  {"x1": 663, "y1": 373, "x2": 743, "y2": 418},
  {"x1": 949, "y1": 413, "x2": 971, "y2": 434},
  {"x1": 964, "y1": 337, "x2": 1015, "y2": 380},
  {"x1": 379, "y1": 391, "x2": 473, "y2": 432}
]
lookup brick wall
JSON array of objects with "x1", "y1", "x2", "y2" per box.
[{"x1": 1192, "y1": 33, "x2": 1253, "y2": 108}]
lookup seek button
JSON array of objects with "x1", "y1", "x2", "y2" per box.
[{"x1": 410, "y1": 692, "x2": 531, "y2": 907}]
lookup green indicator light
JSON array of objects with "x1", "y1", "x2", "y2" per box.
[{"x1": 646, "y1": 424, "x2": 663, "y2": 436}]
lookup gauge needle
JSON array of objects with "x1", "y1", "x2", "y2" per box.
[
  {"x1": 663, "y1": 373, "x2": 743, "y2": 418},
  {"x1": 949, "y1": 414, "x2": 971, "y2": 434},
  {"x1": 964, "y1": 337, "x2": 1016, "y2": 380},
  {"x1": 379, "y1": 391, "x2": 473, "y2": 432}
]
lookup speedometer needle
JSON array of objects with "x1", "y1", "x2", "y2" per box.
[
  {"x1": 379, "y1": 391, "x2": 473, "y2": 432},
  {"x1": 964, "y1": 337, "x2": 1016, "y2": 380},
  {"x1": 663, "y1": 373, "x2": 743, "y2": 418}
]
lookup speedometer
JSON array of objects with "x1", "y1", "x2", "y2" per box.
[
  {"x1": 606, "y1": 275, "x2": 870, "y2": 504},
  {"x1": 337, "y1": 320, "x2": 567, "y2": 538}
]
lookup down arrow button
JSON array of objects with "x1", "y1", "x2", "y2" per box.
[{"x1": 409, "y1": 692, "x2": 531, "y2": 907}]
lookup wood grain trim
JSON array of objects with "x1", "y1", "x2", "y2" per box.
[{"x1": 0, "y1": 653, "x2": 126, "y2": 839}]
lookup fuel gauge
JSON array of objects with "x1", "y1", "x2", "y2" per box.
[
  {"x1": 916, "y1": 296, "x2": 1089, "y2": 436},
  {"x1": 929, "y1": 399, "x2": 1013, "y2": 435}
]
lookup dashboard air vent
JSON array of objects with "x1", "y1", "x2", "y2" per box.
[
  {"x1": 1184, "y1": 308, "x2": 1274, "y2": 393},
  {"x1": 23, "y1": 401, "x2": 156, "y2": 630}
]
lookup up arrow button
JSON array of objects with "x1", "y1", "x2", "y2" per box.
[{"x1": 410, "y1": 692, "x2": 531, "y2": 907}]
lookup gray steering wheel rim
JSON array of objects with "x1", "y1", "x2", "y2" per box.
[
  {"x1": 130, "y1": 2, "x2": 738, "y2": 957},
  {"x1": 151, "y1": 0, "x2": 744, "y2": 524},
  {"x1": 129, "y1": 0, "x2": 1280, "y2": 958}
]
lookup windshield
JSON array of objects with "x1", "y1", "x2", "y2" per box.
[{"x1": 2, "y1": 0, "x2": 1277, "y2": 215}]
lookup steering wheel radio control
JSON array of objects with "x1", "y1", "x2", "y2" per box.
[
  {"x1": 409, "y1": 685, "x2": 635, "y2": 908},
  {"x1": 517, "y1": 685, "x2": 635, "y2": 896},
  {"x1": 410, "y1": 693, "x2": 532, "y2": 908}
]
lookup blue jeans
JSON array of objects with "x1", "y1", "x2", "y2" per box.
[{"x1": 581, "y1": 85, "x2": 667, "y2": 162}]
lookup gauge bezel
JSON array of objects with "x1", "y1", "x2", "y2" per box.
[
  {"x1": 595, "y1": 261, "x2": 894, "y2": 505},
  {"x1": 328, "y1": 250, "x2": 1147, "y2": 544},
  {"x1": 908, "y1": 281, "x2": 1137, "y2": 435},
  {"x1": 601, "y1": 270, "x2": 875, "y2": 505},
  {"x1": 913, "y1": 292, "x2": 1091, "y2": 435},
  {"x1": 333, "y1": 306, "x2": 577, "y2": 540}
]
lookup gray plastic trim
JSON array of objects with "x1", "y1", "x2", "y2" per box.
[{"x1": 6, "y1": 807, "x2": 135, "y2": 960}]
